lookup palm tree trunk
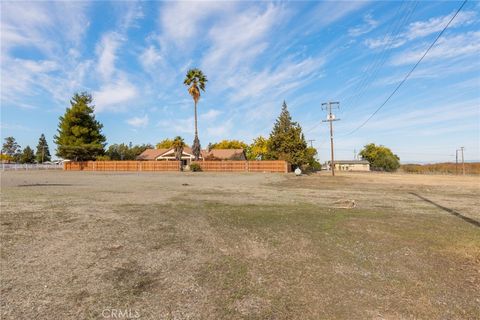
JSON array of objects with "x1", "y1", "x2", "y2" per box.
[
  {"x1": 194, "y1": 100, "x2": 198, "y2": 136},
  {"x1": 192, "y1": 99, "x2": 201, "y2": 161}
]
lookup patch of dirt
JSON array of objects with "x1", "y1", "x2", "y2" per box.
[{"x1": 1, "y1": 171, "x2": 479, "y2": 319}]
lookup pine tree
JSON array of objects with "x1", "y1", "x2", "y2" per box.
[
  {"x1": 54, "y1": 92, "x2": 106, "y2": 161},
  {"x1": 267, "y1": 101, "x2": 311, "y2": 168},
  {"x1": 2, "y1": 136, "x2": 21, "y2": 162},
  {"x1": 35, "y1": 133, "x2": 51, "y2": 163},
  {"x1": 19, "y1": 146, "x2": 35, "y2": 164}
]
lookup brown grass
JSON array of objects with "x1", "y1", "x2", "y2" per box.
[
  {"x1": 401, "y1": 162, "x2": 480, "y2": 175},
  {"x1": 1, "y1": 171, "x2": 479, "y2": 319}
]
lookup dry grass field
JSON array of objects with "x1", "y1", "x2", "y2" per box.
[{"x1": 1, "y1": 171, "x2": 479, "y2": 319}]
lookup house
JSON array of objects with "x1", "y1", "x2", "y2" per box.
[
  {"x1": 137, "y1": 148, "x2": 246, "y2": 165},
  {"x1": 327, "y1": 160, "x2": 370, "y2": 171}
]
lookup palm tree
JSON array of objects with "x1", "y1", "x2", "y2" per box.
[
  {"x1": 184, "y1": 68, "x2": 207, "y2": 160},
  {"x1": 172, "y1": 136, "x2": 185, "y2": 161}
]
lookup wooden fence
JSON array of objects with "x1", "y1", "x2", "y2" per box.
[
  {"x1": 64, "y1": 160, "x2": 290, "y2": 173},
  {"x1": 64, "y1": 161, "x2": 181, "y2": 171},
  {"x1": 191, "y1": 160, "x2": 290, "y2": 173}
]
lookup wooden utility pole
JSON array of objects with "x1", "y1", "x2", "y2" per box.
[
  {"x1": 461, "y1": 147, "x2": 465, "y2": 175},
  {"x1": 322, "y1": 102, "x2": 340, "y2": 176},
  {"x1": 308, "y1": 139, "x2": 315, "y2": 148},
  {"x1": 455, "y1": 149, "x2": 459, "y2": 175}
]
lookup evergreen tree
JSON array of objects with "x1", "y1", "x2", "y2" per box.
[
  {"x1": 54, "y1": 92, "x2": 106, "y2": 160},
  {"x1": 267, "y1": 101, "x2": 312, "y2": 168},
  {"x1": 35, "y1": 133, "x2": 51, "y2": 163},
  {"x1": 2, "y1": 136, "x2": 21, "y2": 162},
  {"x1": 19, "y1": 146, "x2": 35, "y2": 164}
]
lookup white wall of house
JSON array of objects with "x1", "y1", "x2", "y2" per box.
[{"x1": 334, "y1": 162, "x2": 370, "y2": 171}]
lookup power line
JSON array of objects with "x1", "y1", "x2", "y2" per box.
[
  {"x1": 343, "y1": 0, "x2": 468, "y2": 136},
  {"x1": 341, "y1": 1, "x2": 418, "y2": 115},
  {"x1": 306, "y1": 3, "x2": 417, "y2": 135}
]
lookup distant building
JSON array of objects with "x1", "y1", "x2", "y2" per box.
[
  {"x1": 137, "y1": 148, "x2": 246, "y2": 166},
  {"x1": 327, "y1": 160, "x2": 370, "y2": 172}
]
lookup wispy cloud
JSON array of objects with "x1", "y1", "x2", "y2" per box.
[
  {"x1": 365, "y1": 10, "x2": 476, "y2": 49},
  {"x1": 405, "y1": 10, "x2": 476, "y2": 40},
  {"x1": 229, "y1": 57, "x2": 325, "y2": 103},
  {"x1": 348, "y1": 13, "x2": 379, "y2": 37},
  {"x1": 200, "y1": 109, "x2": 222, "y2": 121},
  {"x1": 390, "y1": 31, "x2": 480, "y2": 66},
  {"x1": 202, "y1": 4, "x2": 286, "y2": 76},
  {"x1": 96, "y1": 32, "x2": 124, "y2": 81},
  {"x1": 158, "y1": 1, "x2": 234, "y2": 49},
  {"x1": 311, "y1": 1, "x2": 371, "y2": 28},
  {"x1": 126, "y1": 115, "x2": 149, "y2": 128},
  {"x1": 139, "y1": 45, "x2": 162, "y2": 71}
]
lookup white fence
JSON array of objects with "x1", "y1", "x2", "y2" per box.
[{"x1": 1, "y1": 163, "x2": 64, "y2": 171}]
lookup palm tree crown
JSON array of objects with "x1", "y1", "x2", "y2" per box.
[
  {"x1": 184, "y1": 68, "x2": 207, "y2": 103},
  {"x1": 172, "y1": 136, "x2": 185, "y2": 161}
]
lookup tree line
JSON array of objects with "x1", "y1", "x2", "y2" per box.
[
  {"x1": 2, "y1": 66, "x2": 400, "y2": 172},
  {"x1": 1, "y1": 134, "x2": 51, "y2": 164}
]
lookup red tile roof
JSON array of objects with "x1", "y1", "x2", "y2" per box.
[
  {"x1": 136, "y1": 149, "x2": 169, "y2": 160},
  {"x1": 207, "y1": 149, "x2": 246, "y2": 160},
  {"x1": 137, "y1": 148, "x2": 246, "y2": 160}
]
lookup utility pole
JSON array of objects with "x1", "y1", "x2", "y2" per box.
[
  {"x1": 455, "y1": 149, "x2": 459, "y2": 175},
  {"x1": 354, "y1": 148, "x2": 357, "y2": 160},
  {"x1": 308, "y1": 139, "x2": 315, "y2": 148},
  {"x1": 322, "y1": 102, "x2": 340, "y2": 176},
  {"x1": 461, "y1": 147, "x2": 465, "y2": 175}
]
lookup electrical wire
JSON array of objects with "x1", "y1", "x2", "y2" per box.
[{"x1": 343, "y1": 0, "x2": 469, "y2": 136}]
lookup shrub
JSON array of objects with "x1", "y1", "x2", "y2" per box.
[{"x1": 190, "y1": 163, "x2": 202, "y2": 172}]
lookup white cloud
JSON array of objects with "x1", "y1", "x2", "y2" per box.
[
  {"x1": 118, "y1": 1, "x2": 144, "y2": 31},
  {"x1": 93, "y1": 78, "x2": 138, "y2": 112},
  {"x1": 96, "y1": 32, "x2": 123, "y2": 80},
  {"x1": 311, "y1": 1, "x2": 371, "y2": 28},
  {"x1": 348, "y1": 13, "x2": 378, "y2": 37},
  {"x1": 0, "y1": 2, "x2": 90, "y2": 55},
  {"x1": 390, "y1": 31, "x2": 480, "y2": 66},
  {"x1": 365, "y1": 10, "x2": 477, "y2": 49},
  {"x1": 126, "y1": 115, "x2": 149, "y2": 128},
  {"x1": 1, "y1": 57, "x2": 60, "y2": 104},
  {"x1": 139, "y1": 45, "x2": 162, "y2": 71},
  {"x1": 159, "y1": 1, "x2": 234, "y2": 47},
  {"x1": 229, "y1": 57, "x2": 325, "y2": 103},
  {"x1": 405, "y1": 10, "x2": 476, "y2": 40},
  {"x1": 200, "y1": 109, "x2": 222, "y2": 121},
  {"x1": 344, "y1": 99, "x2": 479, "y2": 133},
  {"x1": 157, "y1": 117, "x2": 193, "y2": 134},
  {"x1": 206, "y1": 119, "x2": 233, "y2": 138},
  {"x1": 202, "y1": 4, "x2": 285, "y2": 75},
  {"x1": 364, "y1": 36, "x2": 406, "y2": 50}
]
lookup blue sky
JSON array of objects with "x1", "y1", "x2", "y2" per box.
[{"x1": 1, "y1": 0, "x2": 479, "y2": 163}]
